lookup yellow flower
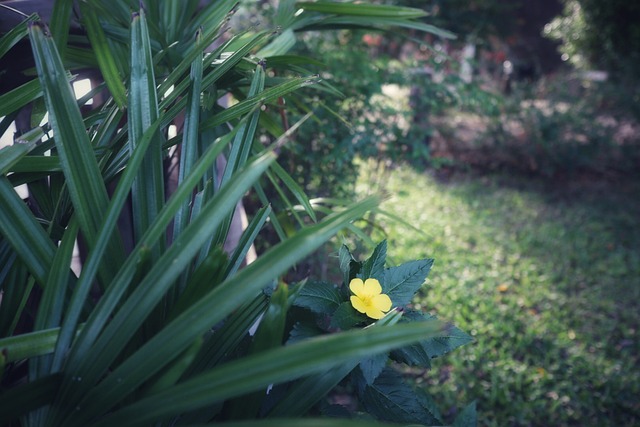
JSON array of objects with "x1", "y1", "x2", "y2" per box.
[{"x1": 349, "y1": 278, "x2": 392, "y2": 320}]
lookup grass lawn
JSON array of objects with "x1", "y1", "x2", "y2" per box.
[{"x1": 356, "y1": 161, "x2": 640, "y2": 426}]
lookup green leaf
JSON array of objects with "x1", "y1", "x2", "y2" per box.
[
  {"x1": 91, "y1": 321, "x2": 446, "y2": 427},
  {"x1": 0, "y1": 78, "x2": 42, "y2": 117},
  {"x1": 397, "y1": 311, "x2": 472, "y2": 362},
  {"x1": 0, "y1": 140, "x2": 36, "y2": 175},
  {"x1": 361, "y1": 368, "x2": 442, "y2": 425},
  {"x1": 286, "y1": 321, "x2": 324, "y2": 345},
  {"x1": 185, "y1": 294, "x2": 269, "y2": 378},
  {"x1": 30, "y1": 220, "x2": 79, "y2": 378},
  {"x1": 422, "y1": 323, "x2": 473, "y2": 359},
  {"x1": 269, "y1": 161, "x2": 317, "y2": 223},
  {"x1": 258, "y1": 28, "x2": 297, "y2": 57},
  {"x1": 66, "y1": 196, "x2": 377, "y2": 425},
  {"x1": 144, "y1": 336, "x2": 203, "y2": 395},
  {"x1": 29, "y1": 21, "x2": 124, "y2": 278},
  {"x1": 0, "y1": 13, "x2": 37, "y2": 59},
  {"x1": 50, "y1": 0, "x2": 74, "y2": 55},
  {"x1": 313, "y1": 17, "x2": 456, "y2": 39},
  {"x1": 453, "y1": 401, "x2": 478, "y2": 427},
  {"x1": 79, "y1": 0, "x2": 127, "y2": 108},
  {"x1": 225, "y1": 205, "x2": 272, "y2": 277},
  {"x1": 359, "y1": 352, "x2": 388, "y2": 385},
  {"x1": 293, "y1": 281, "x2": 343, "y2": 315},
  {"x1": 128, "y1": 7, "x2": 165, "y2": 245},
  {"x1": 362, "y1": 240, "x2": 387, "y2": 281},
  {"x1": 382, "y1": 259, "x2": 434, "y2": 307},
  {"x1": 296, "y1": 1, "x2": 428, "y2": 19},
  {"x1": 339, "y1": 244, "x2": 360, "y2": 286},
  {"x1": 331, "y1": 302, "x2": 366, "y2": 330},
  {"x1": 55, "y1": 152, "x2": 277, "y2": 427},
  {"x1": 171, "y1": 28, "x2": 204, "y2": 243},
  {"x1": 0, "y1": 374, "x2": 62, "y2": 425},
  {"x1": 0, "y1": 177, "x2": 56, "y2": 287},
  {"x1": 0, "y1": 326, "x2": 82, "y2": 363},
  {"x1": 226, "y1": 284, "x2": 294, "y2": 419},
  {"x1": 266, "y1": 362, "x2": 356, "y2": 417},
  {"x1": 57, "y1": 118, "x2": 244, "y2": 386},
  {"x1": 48, "y1": 119, "x2": 163, "y2": 375},
  {"x1": 200, "y1": 76, "x2": 321, "y2": 131},
  {"x1": 390, "y1": 342, "x2": 432, "y2": 369}
]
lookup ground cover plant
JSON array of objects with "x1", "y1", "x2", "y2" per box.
[
  {"x1": 359, "y1": 162, "x2": 640, "y2": 426},
  {"x1": 0, "y1": 1, "x2": 473, "y2": 426}
]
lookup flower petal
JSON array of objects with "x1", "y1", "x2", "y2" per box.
[
  {"x1": 372, "y1": 293, "x2": 392, "y2": 312},
  {"x1": 365, "y1": 306, "x2": 385, "y2": 320},
  {"x1": 349, "y1": 278, "x2": 365, "y2": 297},
  {"x1": 363, "y1": 278, "x2": 382, "y2": 296},
  {"x1": 350, "y1": 295, "x2": 367, "y2": 314}
]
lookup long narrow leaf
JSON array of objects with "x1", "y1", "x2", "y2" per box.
[
  {"x1": 55, "y1": 121, "x2": 246, "y2": 391},
  {"x1": 0, "y1": 326, "x2": 83, "y2": 363},
  {"x1": 30, "y1": 220, "x2": 78, "y2": 378},
  {"x1": 297, "y1": 1, "x2": 428, "y2": 19},
  {"x1": 49, "y1": 0, "x2": 74, "y2": 55},
  {"x1": 28, "y1": 22, "x2": 124, "y2": 281},
  {"x1": 128, "y1": 8, "x2": 165, "y2": 244},
  {"x1": 0, "y1": 140, "x2": 36, "y2": 174},
  {"x1": 48, "y1": 119, "x2": 162, "y2": 375},
  {"x1": 0, "y1": 13, "x2": 37, "y2": 58},
  {"x1": 0, "y1": 78, "x2": 42, "y2": 117},
  {"x1": 68, "y1": 195, "x2": 377, "y2": 425},
  {"x1": 79, "y1": 0, "x2": 127, "y2": 108},
  {"x1": 201, "y1": 76, "x2": 321, "y2": 131},
  {"x1": 62, "y1": 152, "x2": 278, "y2": 426},
  {"x1": 0, "y1": 374, "x2": 62, "y2": 425},
  {"x1": 93, "y1": 321, "x2": 445, "y2": 427},
  {"x1": 171, "y1": 29, "x2": 203, "y2": 243},
  {"x1": 0, "y1": 177, "x2": 55, "y2": 286},
  {"x1": 225, "y1": 204, "x2": 272, "y2": 277}
]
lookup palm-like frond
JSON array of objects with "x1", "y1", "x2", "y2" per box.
[{"x1": 0, "y1": 2, "x2": 461, "y2": 426}]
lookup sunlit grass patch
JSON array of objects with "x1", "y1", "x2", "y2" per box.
[{"x1": 358, "y1": 162, "x2": 640, "y2": 426}]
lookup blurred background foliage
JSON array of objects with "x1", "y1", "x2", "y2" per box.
[{"x1": 245, "y1": 0, "x2": 640, "y2": 200}]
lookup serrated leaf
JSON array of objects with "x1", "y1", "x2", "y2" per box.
[
  {"x1": 383, "y1": 258, "x2": 434, "y2": 306},
  {"x1": 331, "y1": 302, "x2": 366, "y2": 330},
  {"x1": 338, "y1": 244, "x2": 361, "y2": 286},
  {"x1": 287, "y1": 321, "x2": 324, "y2": 345},
  {"x1": 294, "y1": 281, "x2": 343, "y2": 315},
  {"x1": 390, "y1": 342, "x2": 432, "y2": 368},
  {"x1": 358, "y1": 352, "x2": 387, "y2": 385},
  {"x1": 415, "y1": 387, "x2": 444, "y2": 425},
  {"x1": 361, "y1": 240, "x2": 386, "y2": 281},
  {"x1": 400, "y1": 310, "x2": 472, "y2": 360},
  {"x1": 422, "y1": 324, "x2": 473, "y2": 359},
  {"x1": 361, "y1": 368, "x2": 442, "y2": 425}
]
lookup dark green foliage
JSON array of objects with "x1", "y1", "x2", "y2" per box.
[
  {"x1": 294, "y1": 281, "x2": 343, "y2": 315},
  {"x1": 546, "y1": 0, "x2": 640, "y2": 81},
  {"x1": 287, "y1": 240, "x2": 472, "y2": 421},
  {"x1": 359, "y1": 368, "x2": 443, "y2": 425}
]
